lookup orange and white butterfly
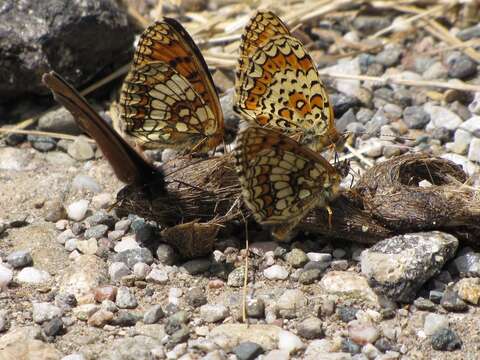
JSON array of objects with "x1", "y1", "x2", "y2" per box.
[
  {"x1": 235, "y1": 126, "x2": 342, "y2": 240},
  {"x1": 118, "y1": 18, "x2": 224, "y2": 152},
  {"x1": 235, "y1": 10, "x2": 344, "y2": 152}
]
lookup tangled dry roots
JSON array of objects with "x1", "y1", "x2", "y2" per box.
[{"x1": 116, "y1": 152, "x2": 480, "y2": 257}]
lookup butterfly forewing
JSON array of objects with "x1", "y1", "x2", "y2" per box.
[
  {"x1": 119, "y1": 18, "x2": 223, "y2": 152},
  {"x1": 235, "y1": 11, "x2": 342, "y2": 152},
  {"x1": 235, "y1": 126, "x2": 341, "y2": 239}
]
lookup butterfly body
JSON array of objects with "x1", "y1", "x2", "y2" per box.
[
  {"x1": 119, "y1": 18, "x2": 224, "y2": 153},
  {"x1": 235, "y1": 126, "x2": 342, "y2": 240}
]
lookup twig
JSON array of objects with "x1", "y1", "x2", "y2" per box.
[{"x1": 0, "y1": 128, "x2": 96, "y2": 142}]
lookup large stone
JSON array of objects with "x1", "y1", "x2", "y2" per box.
[
  {"x1": 0, "y1": 0, "x2": 134, "y2": 101},
  {"x1": 361, "y1": 231, "x2": 458, "y2": 302}
]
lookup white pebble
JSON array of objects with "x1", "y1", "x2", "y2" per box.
[
  {"x1": 133, "y1": 262, "x2": 150, "y2": 280},
  {"x1": 0, "y1": 263, "x2": 13, "y2": 290},
  {"x1": 91, "y1": 193, "x2": 113, "y2": 209},
  {"x1": 32, "y1": 302, "x2": 62, "y2": 323},
  {"x1": 57, "y1": 229, "x2": 75, "y2": 244},
  {"x1": 468, "y1": 138, "x2": 480, "y2": 163},
  {"x1": 278, "y1": 330, "x2": 304, "y2": 354},
  {"x1": 348, "y1": 320, "x2": 380, "y2": 345},
  {"x1": 61, "y1": 354, "x2": 85, "y2": 360},
  {"x1": 263, "y1": 265, "x2": 289, "y2": 280},
  {"x1": 65, "y1": 238, "x2": 78, "y2": 252},
  {"x1": 424, "y1": 313, "x2": 449, "y2": 336},
  {"x1": 114, "y1": 235, "x2": 140, "y2": 252},
  {"x1": 146, "y1": 267, "x2": 169, "y2": 284},
  {"x1": 468, "y1": 92, "x2": 480, "y2": 115},
  {"x1": 66, "y1": 199, "x2": 89, "y2": 221},
  {"x1": 76, "y1": 238, "x2": 98, "y2": 255},
  {"x1": 362, "y1": 343, "x2": 381, "y2": 359},
  {"x1": 16, "y1": 267, "x2": 51, "y2": 285},
  {"x1": 55, "y1": 219, "x2": 69, "y2": 230}
]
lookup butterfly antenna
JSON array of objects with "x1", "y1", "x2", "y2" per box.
[{"x1": 239, "y1": 210, "x2": 250, "y2": 325}]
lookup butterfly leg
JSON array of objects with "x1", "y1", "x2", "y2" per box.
[{"x1": 326, "y1": 205, "x2": 333, "y2": 229}]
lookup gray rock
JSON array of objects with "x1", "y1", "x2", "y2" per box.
[
  {"x1": 424, "y1": 313, "x2": 449, "y2": 336},
  {"x1": 181, "y1": 258, "x2": 211, "y2": 275},
  {"x1": 0, "y1": 0, "x2": 134, "y2": 100},
  {"x1": 423, "y1": 61, "x2": 448, "y2": 80},
  {"x1": 440, "y1": 287, "x2": 468, "y2": 312},
  {"x1": 109, "y1": 262, "x2": 130, "y2": 282},
  {"x1": 365, "y1": 108, "x2": 390, "y2": 135},
  {"x1": 38, "y1": 107, "x2": 82, "y2": 135},
  {"x1": 285, "y1": 248, "x2": 309, "y2": 268},
  {"x1": 67, "y1": 137, "x2": 95, "y2": 161},
  {"x1": 186, "y1": 287, "x2": 207, "y2": 308},
  {"x1": 352, "y1": 16, "x2": 391, "y2": 34},
  {"x1": 85, "y1": 212, "x2": 116, "y2": 228},
  {"x1": 100, "y1": 335, "x2": 163, "y2": 360},
  {"x1": 233, "y1": 341, "x2": 264, "y2": 360},
  {"x1": 452, "y1": 250, "x2": 480, "y2": 276},
  {"x1": 336, "y1": 306, "x2": 358, "y2": 323},
  {"x1": 113, "y1": 248, "x2": 154, "y2": 268},
  {"x1": 115, "y1": 219, "x2": 131, "y2": 232},
  {"x1": 111, "y1": 310, "x2": 139, "y2": 327},
  {"x1": 42, "y1": 316, "x2": 63, "y2": 336},
  {"x1": 336, "y1": 108, "x2": 357, "y2": 132},
  {"x1": 227, "y1": 266, "x2": 245, "y2": 287},
  {"x1": 6, "y1": 250, "x2": 33, "y2": 268},
  {"x1": 84, "y1": 224, "x2": 108, "y2": 239},
  {"x1": 32, "y1": 302, "x2": 63, "y2": 324},
  {"x1": 361, "y1": 231, "x2": 458, "y2": 302},
  {"x1": 468, "y1": 138, "x2": 480, "y2": 163},
  {"x1": 331, "y1": 93, "x2": 361, "y2": 118},
  {"x1": 403, "y1": 106, "x2": 430, "y2": 129},
  {"x1": 430, "y1": 290, "x2": 444, "y2": 304},
  {"x1": 356, "y1": 108, "x2": 374, "y2": 124},
  {"x1": 431, "y1": 329, "x2": 462, "y2": 351},
  {"x1": 143, "y1": 305, "x2": 165, "y2": 324},
  {"x1": 414, "y1": 297, "x2": 436, "y2": 311},
  {"x1": 341, "y1": 338, "x2": 361, "y2": 354},
  {"x1": 156, "y1": 244, "x2": 177, "y2": 265},
  {"x1": 246, "y1": 298, "x2": 265, "y2": 319},
  {"x1": 115, "y1": 286, "x2": 138, "y2": 309},
  {"x1": 375, "y1": 47, "x2": 401, "y2": 67},
  {"x1": 457, "y1": 24, "x2": 480, "y2": 41},
  {"x1": 200, "y1": 304, "x2": 229, "y2": 323},
  {"x1": 446, "y1": 52, "x2": 477, "y2": 79},
  {"x1": 28, "y1": 135, "x2": 56, "y2": 152},
  {"x1": 297, "y1": 317, "x2": 324, "y2": 339}
]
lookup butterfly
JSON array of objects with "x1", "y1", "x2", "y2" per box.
[
  {"x1": 42, "y1": 71, "x2": 165, "y2": 195},
  {"x1": 235, "y1": 10, "x2": 344, "y2": 152},
  {"x1": 118, "y1": 18, "x2": 224, "y2": 152},
  {"x1": 235, "y1": 126, "x2": 342, "y2": 240}
]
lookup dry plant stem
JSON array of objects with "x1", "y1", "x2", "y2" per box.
[
  {"x1": 117, "y1": 153, "x2": 480, "y2": 245},
  {"x1": 0, "y1": 128, "x2": 96, "y2": 142}
]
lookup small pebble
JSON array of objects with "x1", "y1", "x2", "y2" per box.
[
  {"x1": 112, "y1": 248, "x2": 154, "y2": 268},
  {"x1": 100, "y1": 300, "x2": 117, "y2": 313},
  {"x1": 348, "y1": 320, "x2": 380, "y2": 345},
  {"x1": 200, "y1": 304, "x2": 229, "y2": 323},
  {"x1": 0, "y1": 311, "x2": 9, "y2": 332},
  {"x1": 403, "y1": 106, "x2": 430, "y2": 129},
  {"x1": 413, "y1": 297, "x2": 436, "y2": 311},
  {"x1": 186, "y1": 287, "x2": 207, "y2": 307},
  {"x1": 72, "y1": 174, "x2": 101, "y2": 193},
  {"x1": 111, "y1": 310, "x2": 139, "y2": 327},
  {"x1": 57, "y1": 229, "x2": 76, "y2": 244},
  {"x1": 233, "y1": 342, "x2": 264, "y2": 360},
  {"x1": 446, "y1": 51, "x2": 477, "y2": 79},
  {"x1": 6, "y1": 250, "x2": 33, "y2": 269},
  {"x1": 181, "y1": 258, "x2": 211, "y2": 275},
  {"x1": 431, "y1": 328, "x2": 462, "y2": 351},
  {"x1": 143, "y1": 304, "x2": 165, "y2": 324},
  {"x1": 64, "y1": 238, "x2": 77, "y2": 252},
  {"x1": 297, "y1": 317, "x2": 324, "y2": 339},
  {"x1": 109, "y1": 262, "x2": 131, "y2": 282},
  {"x1": 76, "y1": 238, "x2": 98, "y2": 255},
  {"x1": 441, "y1": 288, "x2": 468, "y2": 312},
  {"x1": 337, "y1": 306, "x2": 359, "y2": 323},
  {"x1": 285, "y1": 248, "x2": 309, "y2": 268},
  {"x1": 115, "y1": 219, "x2": 132, "y2": 232},
  {"x1": 277, "y1": 289, "x2": 307, "y2": 319},
  {"x1": 17, "y1": 267, "x2": 51, "y2": 285},
  {"x1": 32, "y1": 302, "x2": 63, "y2": 324},
  {"x1": 114, "y1": 235, "x2": 140, "y2": 252},
  {"x1": 246, "y1": 298, "x2": 265, "y2": 319},
  {"x1": 264, "y1": 265, "x2": 289, "y2": 280},
  {"x1": 306, "y1": 253, "x2": 332, "y2": 262},
  {"x1": 156, "y1": 244, "x2": 178, "y2": 265},
  {"x1": 66, "y1": 200, "x2": 89, "y2": 221},
  {"x1": 456, "y1": 277, "x2": 480, "y2": 304},
  {"x1": 362, "y1": 343, "x2": 381, "y2": 359},
  {"x1": 298, "y1": 269, "x2": 322, "y2": 284},
  {"x1": 84, "y1": 224, "x2": 108, "y2": 239},
  {"x1": 91, "y1": 193, "x2": 112, "y2": 209},
  {"x1": 87, "y1": 309, "x2": 114, "y2": 328},
  {"x1": 67, "y1": 136, "x2": 95, "y2": 160},
  {"x1": 42, "y1": 316, "x2": 63, "y2": 336},
  {"x1": 115, "y1": 287, "x2": 138, "y2": 309},
  {"x1": 146, "y1": 267, "x2": 169, "y2": 284},
  {"x1": 133, "y1": 262, "x2": 150, "y2": 280}
]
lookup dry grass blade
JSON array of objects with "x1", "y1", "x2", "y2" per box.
[{"x1": 0, "y1": 128, "x2": 96, "y2": 142}]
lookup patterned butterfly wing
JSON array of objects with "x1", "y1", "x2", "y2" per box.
[
  {"x1": 235, "y1": 126, "x2": 342, "y2": 240},
  {"x1": 235, "y1": 11, "x2": 342, "y2": 152},
  {"x1": 119, "y1": 18, "x2": 223, "y2": 151}
]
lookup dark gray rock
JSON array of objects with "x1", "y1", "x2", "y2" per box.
[
  {"x1": 0, "y1": 0, "x2": 134, "y2": 101},
  {"x1": 85, "y1": 212, "x2": 116, "y2": 229},
  {"x1": 341, "y1": 338, "x2": 361, "y2": 354},
  {"x1": 429, "y1": 290, "x2": 444, "y2": 304},
  {"x1": 6, "y1": 250, "x2": 33, "y2": 268},
  {"x1": 246, "y1": 298, "x2": 265, "y2": 319},
  {"x1": 441, "y1": 287, "x2": 468, "y2": 312},
  {"x1": 42, "y1": 316, "x2": 63, "y2": 337},
  {"x1": 352, "y1": 16, "x2": 391, "y2": 35},
  {"x1": 446, "y1": 52, "x2": 477, "y2": 79},
  {"x1": 181, "y1": 258, "x2": 211, "y2": 275},
  {"x1": 361, "y1": 232, "x2": 458, "y2": 302},
  {"x1": 143, "y1": 305, "x2": 164, "y2": 324},
  {"x1": 403, "y1": 106, "x2": 430, "y2": 129},
  {"x1": 186, "y1": 287, "x2": 207, "y2": 308},
  {"x1": 111, "y1": 310, "x2": 139, "y2": 327},
  {"x1": 413, "y1": 297, "x2": 436, "y2": 311},
  {"x1": 336, "y1": 108, "x2": 357, "y2": 132},
  {"x1": 452, "y1": 250, "x2": 480, "y2": 277},
  {"x1": 330, "y1": 93, "x2": 361, "y2": 118},
  {"x1": 375, "y1": 47, "x2": 402, "y2": 67},
  {"x1": 298, "y1": 269, "x2": 322, "y2": 285},
  {"x1": 233, "y1": 342, "x2": 264, "y2": 360},
  {"x1": 28, "y1": 135, "x2": 56, "y2": 152},
  {"x1": 84, "y1": 224, "x2": 108, "y2": 239},
  {"x1": 336, "y1": 306, "x2": 358, "y2": 323},
  {"x1": 431, "y1": 329, "x2": 462, "y2": 351},
  {"x1": 156, "y1": 244, "x2": 178, "y2": 266}
]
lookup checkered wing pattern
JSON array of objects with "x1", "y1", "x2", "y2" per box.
[
  {"x1": 235, "y1": 126, "x2": 342, "y2": 240},
  {"x1": 235, "y1": 10, "x2": 342, "y2": 152},
  {"x1": 119, "y1": 18, "x2": 223, "y2": 151}
]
